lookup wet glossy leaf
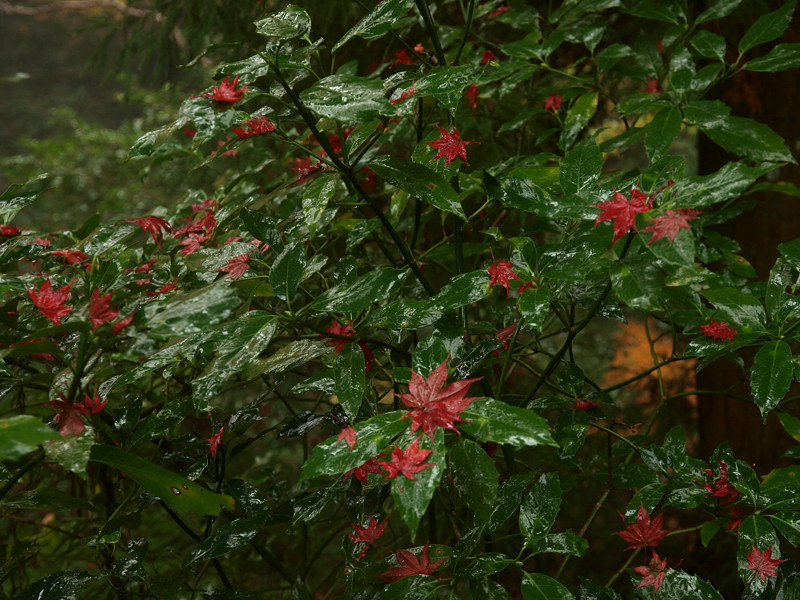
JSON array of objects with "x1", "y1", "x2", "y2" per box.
[
  {"x1": 45, "y1": 424, "x2": 94, "y2": 478},
  {"x1": 520, "y1": 473, "x2": 561, "y2": 545},
  {"x1": 460, "y1": 398, "x2": 557, "y2": 448},
  {"x1": 14, "y1": 570, "x2": 96, "y2": 600},
  {"x1": 701, "y1": 287, "x2": 765, "y2": 330},
  {"x1": 145, "y1": 283, "x2": 241, "y2": 341},
  {"x1": 611, "y1": 256, "x2": 664, "y2": 312},
  {"x1": 771, "y1": 512, "x2": 800, "y2": 546},
  {"x1": 751, "y1": 340, "x2": 793, "y2": 420},
  {"x1": 474, "y1": 579, "x2": 514, "y2": 600},
  {"x1": 743, "y1": 42, "x2": 800, "y2": 72},
  {"x1": 521, "y1": 572, "x2": 574, "y2": 600},
  {"x1": 761, "y1": 466, "x2": 800, "y2": 509},
  {"x1": 367, "y1": 298, "x2": 443, "y2": 329},
  {"x1": 302, "y1": 74, "x2": 391, "y2": 121},
  {"x1": 90, "y1": 445, "x2": 235, "y2": 516},
  {"x1": 519, "y1": 286, "x2": 551, "y2": 332},
  {"x1": 255, "y1": 4, "x2": 311, "y2": 39},
  {"x1": 336, "y1": 343, "x2": 366, "y2": 419},
  {"x1": 737, "y1": 515, "x2": 780, "y2": 588},
  {"x1": 312, "y1": 267, "x2": 408, "y2": 312},
  {"x1": 333, "y1": 0, "x2": 414, "y2": 50},
  {"x1": 691, "y1": 30, "x2": 727, "y2": 60},
  {"x1": 671, "y1": 161, "x2": 774, "y2": 208},
  {"x1": 559, "y1": 92, "x2": 598, "y2": 150},
  {"x1": 391, "y1": 429, "x2": 445, "y2": 540},
  {"x1": 270, "y1": 242, "x2": 306, "y2": 302},
  {"x1": 186, "y1": 517, "x2": 263, "y2": 564},
  {"x1": 0, "y1": 414, "x2": 59, "y2": 460},
  {"x1": 239, "y1": 208, "x2": 282, "y2": 251},
  {"x1": 279, "y1": 411, "x2": 327, "y2": 438},
  {"x1": 738, "y1": 0, "x2": 796, "y2": 54},
  {"x1": 448, "y1": 438, "x2": 499, "y2": 525},
  {"x1": 375, "y1": 575, "x2": 438, "y2": 600},
  {"x1": 415, "y1": 65, "x2": 480, "y2": 114},
  {"x1": 303, "y1": 174, "x2": 338, "y2": 234},
  {"x1": 248, "y1": 339, "x2": 328, "y2": 375},
  {"x1": 529, "y1": 532, "x2": 588, "y2": 556},
  {"x1": 697, "y1": 115, "x2": 794, "y2": 163},
  {"x1": 300, "y1": 411, "x2": 408, "y2": 480},
  {"x1": 695, "y1": 0, "x2": 743, "y2": 24},
  {"x1": 433, "y1": 271, "x2": 491, "y2": 311},
  {"x1": 370, "y1": 156, "x2": 466, "y2": 220},
  {"x1": 81, "y1": 222, "x2": 138, "y2": 256},
  {"x1": 645, "y1": 106, "x2": 682, "y2": 162},
  {"x1": 0, "y1": 487, "x2": 94, "y2": 511},
  {"x1": 559, "y1": 136, "x2": 603, "y2": 195},
  {"x1": 648, "y1": 571, "x2": 725, "y2": 599},
  {"x1": 462, "y1": 553, "x2": 514, "y2": 578}
]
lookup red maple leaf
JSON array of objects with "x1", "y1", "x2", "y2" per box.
[
  {"x1": 127, "y1": 216, "x2": 172, "y2": 245},
  {"x1": 146, "y1": 278, "x2": 180, "y2": 297},
  {"x1": 592, "y1": 188, "x2": 652, "y2": 246},
  {"x1": 613, "y1": 504, "x2": 669, "y2": 550},
  {"x1": 81, "y1": 391, "x2": 107, "y2": 414},
  {"x1": 174, "y1": 209, "x2": 217, "y2": 238},
  {"x1": 397, "y1": 358, "x2": 481, "y2": 440},
  {"x1": 699, "y1": 319, "x2": 737, "y2": 341},
  {"x1": 488, "y1": 259, "x2": 521, "y2": 294},
  {"x1": 325, "y1": 320, "x2": 356, "y2": 352},
  {"x1": 203, "y1": 72, "x2": 249, "y2": 103},
  {"x1": 51, "y1": 249, "x2": 88, "y2": 264},
  {"x1": 639, "y1": 209, "x2": 694, "y2": 244},
  {"x1": 89, "y1": 289, "x2": 120, "y2": 329},
  {"x1": 28, "y1": 280, "x2": 73, "y2": 325},
  {"x1": 232, "y1": 114, "x2": 274, "y2": 138},
  {"x1": 1, "y1": 224, "x2": 21, "y2": 236},
  {"x1": 426, "y1": 125, "x2": 480, "y2": 167},
  {"x1": 702, "y1": 461, "x2": 741, "y2": 506},
  {"x1": 464, "y1": 84, "x2": 479, "y2": 113},
  {"x1": 746, "y1": 544, "x2": 786, "y2": 583},
  {"x1": 633, "y1": 551, "x2": 669, "y2": 594},
  {"x1": 646, "y1": 78, "x2": 661, "y2": 94},
  {"x1": 489, "y1": 4, "x2": 511, "y2": 17},
  {"x1": 293, "y1": 157, "x2": 324, "y2": 184},
  {"x1": 378, "y1": 542, "x2": 445, "y2": 583},
  {"x1": 44, "y1": 394, "x2": 88, "y2": 437},
  {"x1": 205, "y1": 426, "x2": 225, "y2": 459},
  {"x1": 544, "y1": 94, "x2": 563, "y2": 111},
  {"x1": 481, "y1": 50, "x2": 497, "y2": 64},
  {"x1": 344, "y1": 457, "x2": 384, "y2": 484},
  {"x1": 337, "y1": 425, "x2": 357, "y2": 450},
  {"x1": 112, "y1": 311, "x2": 135, "y2": 334},
  {"x1": 216, "y1": 254, "x2": 251, "y2": 280},
  {"x1": 390, "y1": 82, "x2": 418, "y2": 105},
  {"x1": 381, "y1": 437, "x2": 435, "y2": 481},
  {"x1": 349, "y1": 515, "x2": 389, "y2": 559},
  {"x1": 391, "y1": 49, "x2": 417, "y2": 67},
  {"x1": 570, "y1": 399, "x2": 599, "y2": 411},
  {"x1": 178, "y1": 233, "x2": 209, "y2": 256}
]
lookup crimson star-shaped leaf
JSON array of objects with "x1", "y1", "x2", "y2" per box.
[
  {"x1": 613, "y1": 503, "x2": 669, "y2": 550},
  {"x1": 28, "y1": 280, "x2": 73, "y2": 325},
  {"x1": 426, "y1": 125, "x2": 480, "y2": 167},
  {"x1": 203, "y1": 72, "x2": 249, "y2": 103},
  {"x1": 337, "y1": 425, "x2": 357, "y2": 450},
  {"x1": 381, "y1": 436, "x2": 435, "y2": 481},
  {"x1": 127, "y1": 216, "x2": 172, "y2": 245},
  {"x1": 488, "y1": 260, "x2": 521, "y2": 294},
  {"x1": 592, "y1": 188, "x2": 651, "y2": 245},
  {"x1": 216, "y1": 254, "x2": 250, "y2": 280},
  {"x1": 349, "y1": 515, "x2": 388, "y2": 545},
  {"x1": 640, "y1": 209, "x2": 694, "y2": 244},
  {"x1": 633, "y1": 551, "x2": 668, "y2": 594},
  {"x1": 397, "y1": 358, "x2": 481, "y2": 439},
  {"x1": 699, "y1": 319, "x2": 737, "y2": 341},
  {"x1": 746, "y1": 544, "x2": 786, "y2": 583},
  {"x1": 377, "y1": 542, "x2": 445, "y2": 583},
  {"x1": 89, "y1": 289, "x2": 119, "y2": 329}
]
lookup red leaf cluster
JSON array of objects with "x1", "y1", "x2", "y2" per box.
[
  {"x1": 633, "y1": 551, "x2": 669, "y2": 593},
  {"x1": 203, "y1": 73, "x2": 249, "y2": 103},
  {"x1": 28, "y1": 280, "x2": 73, "y2": 325},
  {"x1": 699, "y1": 319, "x2": 738, "y2": 341},
  {"x1": 377, "y1": 542, "x2": 445, "y2": 583},
  {"x1": 592, "y1": 188, "x2": 651, "y2": 246},
  {"x1": 613, "y1": 504, "x2": 669, "y2": 550}
]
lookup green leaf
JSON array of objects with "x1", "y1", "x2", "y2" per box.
[
  {"x1": 695, "y1": 0, "x2": 743, "y2": 24},
  {"x1": 391, "y1": 429, "x2": 445, "y2": 540},
  {"x1": 701, "y1": 287, "x2": 766, "y2": 330},
  {"x1": 302, "y1": 174, "x2": 338, "y2": 234},
  {"x1": 300, "y1": 411, "x2": 408, "y2": 480},
  {"x1": 448, "y1": 438, "x2": 499, "y2": 526},
  {"x1": 145, "y1": 283, "x2": 241, "y2": 341},
  {"x1": 520, "y1": 473, "x2": 561, "y2": 546},
  {"x1": 461, "y1": 553, "x2": 514, "y2": 578},
  {"x1": 432, "y1": 271, "x2": 492, "y2": 311},
  {"x1": 335, "y1": 343, "x2": 366, "y2": 420},
  {"x1": 671, "y1": 160, "x2": 774, "y2": 208},
  {"x1": 737, "y1": 516, "x2": 780, "y2": 589},
  {"x1": 519, "y1": 287, "x2": 551, "y2": 332},
  {"x1": 239, "y1": 208, "x2": 281, "y2": 250},
  {"x1": 370, "y1": 156, "x2": 466, "y2": 220},
  {"x1": 777, "y1": 411, "x2": 800, "y2": 442},
  {"x1": 474, "y1": 580, "x2": 515, "y2": 600},
  {"x1": 738, "y1": 0, "x2": 796, "y2": 54},
  {"x1": 743, "y1": 43, "x2": 800, "y2": 72},
  {"x1": 375, "y1": 575, "x2": 439, "y2": 600},
  {"x1": 248, "y1": 339, "x2": 328, "y2": 375},
  {"x1": 90, "y1": 445, "x2": 235, "y2": 516},
  {"x1": 751, "y1": 340, "x2": 793, "y2": 421},
  {"x1": 761, "y1": 465, "x2": 800, "y2": 509},
  {"x1": 301, "y1": 74, "x2": 391, "y2": 121},
  {"x1": 460, "y1": 398, "x2": 557, "y2": 447},
  {"x1": 610, "y1": 256, "x2": 663, "y2": 312},
  {"x1": 559, "y1": 92, "x2": 598, "y2": 150},
  {"x1": 691, "y1": 30, "x2": 727, "y2": 60},
  {"x1": 648, "y1": 571, "x2": 725, "y2": 600},
  {"x1": 312, "y1": 267, "x2": 408, "y2": 313},
  {"x1": 528, "y1": 532, "x2": 588, "y2": 556},
  {"x1": 191, "y1": 313, "x2": 278, "y2": 409},
  {"x1": 0, "y1": 415, "x2": 59, "y2": 461},
  {"x1": 415, "y1": 65, "x2": 481, "y2": 114},
  {"x1": 333, "y1": 0, "x2": 414, "y2": 51},
  {"x1": 771, "y1": 511, "x2": 800, "y2": 546},
  {"x1": 696, "y1": 115, "x2": 794, "y2": 163},
  {"x1": 645, "y1": 106, "x2": 682, "y2": 162},
  {"x1": 255, "y1": 4, "x2": 311, "y2": 39},
  {"x1": 559, "y1": 136, "x2": 603, "y2": 195},
  {"x1": 0, "y1": 487, "x2": 94, "y2": 512},
  {"x1": 270, "y1": 242, "x2": 306, "y2": 302},
  {"x1": 81, "y1": 222, "x2": 138, "y2": 256},
  {"x1": 45, "y1": 425, "x2": 94, "y2": 478},
  {"x1": 486, "y1": 473, "x2": 535, "y2": 532},
  {"x1": 186, "y1": 517, "x2": 263, "y2": 564},
  {"x1": 367, "y1": 299, "x2": 444, "y2": 329},
  {"x1": 14, "y1": 571, "x2": 96, "y2": 600},
  {"x1": 521, "y1": 572, "x2": 575, "y2": 600}
]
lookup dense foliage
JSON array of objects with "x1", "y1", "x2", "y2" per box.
[{"x1": 3, "y1": 1, "x2": 800, "y2": 599}]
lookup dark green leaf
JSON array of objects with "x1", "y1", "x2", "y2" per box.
[
  {"x1": 738, "y1": 0, "x2": 797, "y2": 54},
  {"x1": 777, "y1": 411, "x2": 800, "y2": 442},
  {"x1": 559, "y1": 92, "x2": 598, "y2": 150},
  {"x1": 761, "y1": 465, "x2": 800, "y2": 509},
  {"x1": 559, "y1": 137, "x2": 603, "y2": 195},
  {"x1": 671, "y1": 161, "x2": 773, "y2": 208},
  {"x1": 14, "y1": 571, "x2": 96, "y2": 600},
  {"x1": 520, "y1": 473, "x2": 561, "y2": 546},
  {"x1": 461, "y1": 553, "x2": 514, "y2": 578},
  {"x1": 370, "y1": 156, "x2": 466, "y2": 220},
  {"x1": 432, "y1": 271, "x2": 492, "y2": 311},
  {"x1": 695, "y1": 0, "x2": 743, "y2": 24},
  {"x1": 302, "y1": 174, "x2": 338, "y2": 234},
  {"x1": 698, "y1": 115, "x2": 794, "y2": 163},
  {"x1": 701, "y1": 287, "x2": 766, "y2": 330},
  {"x1": 486, "y1": 474, "x2": 535, "y2": 532},
  {"x1": 691, "y1": 30, "x2": 727, "y2": 60},
  {"x1": 300, "y1": 411, "x2": 408, "y2": 480},
  {"x1": 255, "y1": 4, "x2": 311, "y2": 39},
  {"x1": 391, "y1": 429, "x2": 445, "y2": 539},
  {"x1": 270, "y1": 242, "x2": 306, "y2": 302},
  {"x1": 611, "y1": 256, "x2": 664, "y2": 312},
  {"x1": 460, "y1": 398, "x2": 557, "y2": 447},
  {"x1": 645, "y1": 106, "x2": 682, "y2": 162},
  {"x1": 333, "y1": 0, "x2": 414, "y2": 51},
  {"x1": 336, "y1": 343, "x2": 366, "y2": 420},
  {"x1": 301, "y1": 74, "x2": 391, "y2": 121},
  {"x1": 519, "y1": 287, "x2": 551, "y2": 332},
  {"x1": 474, "y1": 579, "x2": 514, "y2": 600},
  {"x1": 375, "y1": 575, "x2": 438, "y2": 600},
  {"x1": 521, "y1": 572, "x2": 575, "y2": 600},
  {"x1": 647, "y1": 571, "x2": 725, "y2": 599},
  {"x1": 44, "y1": 424, "x2": 94, "y2": 477},
  {"x1": 737, "y1": 515, "x2": 780, "y2": 589},
  {"x1": 0, "y1": 487, "x2": 94, "y2": 511},
  {"x1": 0, "y1": 415, "x2": 59, "y2": 461},
  {"x1": 312, "y1": 268, "x2": 408, "y2": 313},
  {"x1": 186, "y1": 518, "x2": 263, "y2": 564},
  {"x1": 771, "y1": 512, "x2": 800, "y2": 546},
  {"x1": 367, "y1": 299, "x2": 444, "y2": 329},
  {"x1": 248, "y1": 339, "x2": 328, "y2": 375},
  {"x1": 415, "y1": 65, "x2": 480, "y2": 114},
  {"x1": 528, "y1": 532, "x2": 588, "y2": 557},
  {"x1": 145, "y1": 283, "x2": 241, "y2": 341},
  {"x1": 751, "y1": 340, "x2": 793, "y2": 420},
  {"x1": 239, "y1": 208, "x2": 282, "y2": 250},
  {"x1": 90, "y1": 445, "x2": 235, "y2": 516},
  {"x1": 743, "y1": 43, "x2": 800, "y2": 72},
  {"x1": 448, "y1": 438, "x2": 499, "y2": 525}
]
